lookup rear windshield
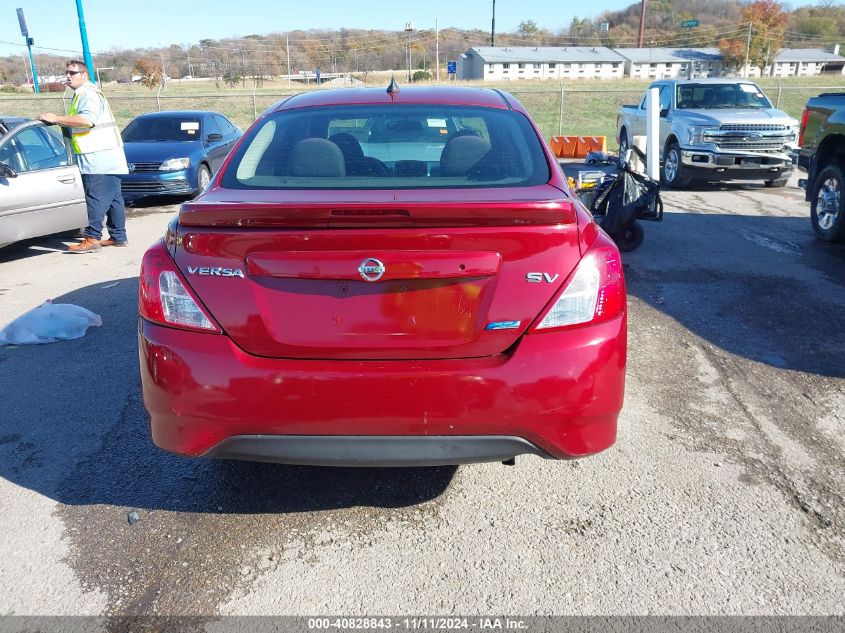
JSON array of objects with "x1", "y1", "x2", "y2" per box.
[
  {"x1": 122, "y1": 116, "x2": 202, "y2": 142},
  {"x1": 676, "y1": 83, "x2": 772, "y2": 109},
  {"x1": 221, "y1": 104, "x2": 550, "y2": 190}
]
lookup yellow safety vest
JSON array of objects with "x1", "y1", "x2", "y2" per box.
[{"x1": 68, "y1": 84, "x2": 123, "y2": 155}]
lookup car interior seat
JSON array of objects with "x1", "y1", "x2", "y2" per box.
[{"x1": 328, "y1": 133, "x2": 389, "y2": 176}]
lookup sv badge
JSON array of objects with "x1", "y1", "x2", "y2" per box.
[{"x1": 526, "y1": 272, "x2": 560, "y2": 283}]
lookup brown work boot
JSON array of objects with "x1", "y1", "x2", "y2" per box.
[
  {"x1": 68, "y1": 237, "x2": 102, "y2": 254},
  {"x1": 100, "y1": 238, "x2": 128, "y2": 247}
]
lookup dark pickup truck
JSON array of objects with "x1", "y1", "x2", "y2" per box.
[{"x1": 796, "y1": 92, "x2": 845, "y2": 242}]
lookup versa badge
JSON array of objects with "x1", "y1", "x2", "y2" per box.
[{"x1": 187, "y1": 266, "x2": 245, "y2": 278}]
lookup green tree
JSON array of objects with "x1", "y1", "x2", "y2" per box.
[
  {"x1": 569, "y1": 16, "x2": 593, "y2": 40},
  {"x1": 791, "y1": 15, "x2": 839, "y2": 39},
  {"x1": 223, "y1": 66, "x2": 241, "y2": 88},
  {"x1": 518, "y1": 20, "x2": 541, "y2": 37}
]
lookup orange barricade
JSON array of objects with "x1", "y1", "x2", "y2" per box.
[
  {"x1": 575, "y1": 136, "x2": 607, "y2": 158},
  {"x1": 549, "y1": 135, "x2": 577, "y2": 158}
]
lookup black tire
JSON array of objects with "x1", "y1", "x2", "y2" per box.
[
  {"x1": 810, "y1": 164, "x2": 845, "y2": 243},
  {"x1": 661, "y1": 141, "x2": 691, "y2": 189},
  {"x1": 613, "y1": 221, "x2": 645, "y2": 253},
  {"x1": 619, "y1": 128, "x2": 629, "y2": 158},
  {"x1": 764, "y1": 177, "x2": 789, "y2": 188},
  {"x1": 196, "y1": 164, "x2": 211, "y2": 194}
]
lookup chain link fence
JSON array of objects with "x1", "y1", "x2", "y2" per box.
[
  {"x1": 0, "y1": 91, "x2": 286, "y2": 133},
  {"x1": 0, "y1": 84, "x2": 839, "y2": 149}
]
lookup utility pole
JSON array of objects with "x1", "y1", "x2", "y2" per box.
[
  {"x1": 75, "y1": 0, "x2": 96, "y2": 85},
  {"x1": 491, "y1": 0, "x2": 496, "y2": 46},
  {"x1": 743, "y1": 22, "x2": 752, "y2": 78},
  {"x1": 405, "y1": 21, "x2": 415, "y2": 83},
  {"x1": 286, "y1": 35, "x2": 291, "y2": 87},
  {"x1": 637, "y1": 0, "x2": 647, "y2": 48},
  {"x1": 22, "y1": 55, "x2": 30, "y2": 88},
  {"x1": 16, "y1": 8, "x2": 39, "y2": 93},
  {"x1": 436, "y1": 19, "x2": 440, "y2": 81}
]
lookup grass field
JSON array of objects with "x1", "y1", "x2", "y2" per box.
[{"x1": 1, "y1": 74, "x2": 843, "y2": 145}]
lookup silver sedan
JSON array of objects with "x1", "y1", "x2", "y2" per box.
[{"x1": 0, "y1": 120, "x2": 87, "y2": 249}]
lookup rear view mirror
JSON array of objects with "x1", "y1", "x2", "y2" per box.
[
  {"x1": 0, "y1": 162, "x2": 17, "y2": 178},
  {"x1": 206, "y1": 133, "x2": 223, "y2": 142},
  {"x1": 660, "y1": 108, "x2": 669, "y2": 118}
]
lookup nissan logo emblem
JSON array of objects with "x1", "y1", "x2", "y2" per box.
[{"x1": 358, "y1": 258, "x2": 385, "y2": 282}]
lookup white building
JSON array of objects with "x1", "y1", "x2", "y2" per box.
[
  {"x1": 767, "y1": 47, "x2": 845, "y2": 78},
  {"x1": 458, "y1": 46, "x2": 845, "y2": 82},
  {"x1": 614, "y1": 48, "x2": 724, "y2": 79},
  {"x1": 458, "y1": 47, "x2": 626, "y2": 81}
]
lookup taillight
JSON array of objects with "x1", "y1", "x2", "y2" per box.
[
  {"x1": 798, "y1": 108, "x2": 809, "y2": 147},
  {"x1": 531, "y1": 235, "x2": 625, "y2": 332},
  {"x1": 139, "y1": 241, "x2": 220, "y2": 333}
]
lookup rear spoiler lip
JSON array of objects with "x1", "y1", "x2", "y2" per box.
[{"x1": 178, "y1": 199, "x2": 577, "y2": 228}]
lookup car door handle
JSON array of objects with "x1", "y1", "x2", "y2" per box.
[{"x1": 57, "y1": 175, "x2": 76, "y2": 184}]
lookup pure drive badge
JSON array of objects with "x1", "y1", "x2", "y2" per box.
[{"x1": 187, "y1": 266, "x2": 245, "y2": 278}]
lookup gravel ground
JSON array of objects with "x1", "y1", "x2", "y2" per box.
[{"x1": 0, "y1": 175, "x2": 842, "y2": 622}]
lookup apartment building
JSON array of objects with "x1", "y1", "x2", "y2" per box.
[
  {"x1": 457, "y1": 46, "x2": 844, "y2": 81},
  {"x1": 457, "y1": 47, "x2": 627, "y2": 81}
]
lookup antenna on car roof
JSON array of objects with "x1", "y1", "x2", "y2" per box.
[{"x1": 387, "y1": 76, "x2": 400, "y2": 96}]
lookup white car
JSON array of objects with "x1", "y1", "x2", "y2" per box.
[{"x1": 0, "y1": 120, "x2": 87, "y2": 249}]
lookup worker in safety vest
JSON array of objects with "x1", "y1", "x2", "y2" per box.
[{"x1": 39, "y1": 60, "x2": 129, "y2": 253}]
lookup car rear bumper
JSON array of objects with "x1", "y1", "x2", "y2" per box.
[
  {"x1": 205, "y1": 435, "x2": 551, "y2": 466},
  {"x1": 139, "y1": 316, "x2": 626, "y2": 465}
]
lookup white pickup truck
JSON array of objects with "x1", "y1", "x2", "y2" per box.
[{"x1": 616, "y1": 79, "x2": 799, "y2": 188}]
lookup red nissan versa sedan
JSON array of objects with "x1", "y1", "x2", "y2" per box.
[{"x1": 139, "y1": 84, "x2": 627, "y2": 467}]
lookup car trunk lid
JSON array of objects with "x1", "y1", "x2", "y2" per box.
[{"x1": 175, "y1": 186, "x2": 582, "y2": 360}]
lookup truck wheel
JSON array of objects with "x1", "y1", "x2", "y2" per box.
[
  {"x1": 619, "y1": 128, "x2": 629, "y2": 157},
  {"x1": 764, "y1": 177, "x2": 789, "y2": 188},
  {"x1": 810, "y1": 164, "x2": 845, "y2": 243},
  {"x1": 661, "y1": 141, "x2": 690, "y2": 189}
]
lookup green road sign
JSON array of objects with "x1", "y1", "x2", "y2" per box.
[{"x1": 681, "y1": 19, "x2": 699, "y2": 28}]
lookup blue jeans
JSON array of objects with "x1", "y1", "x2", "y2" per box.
[{"x1": 81, "y1": 174, "x2": 127, "y2": 242}]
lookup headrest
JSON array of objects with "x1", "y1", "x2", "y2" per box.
[
  {"x1": 288, "y1": 138, "x2": 346, "y2": 177},
  {"x1": 439, "y1": 135, "x2": 492, "y2": 176},
  {"x1": 329, "y1": 133, "x2": 365, "y2": 160}
]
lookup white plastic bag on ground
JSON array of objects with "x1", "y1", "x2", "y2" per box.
[{"x1": 0, "y1": 300, "x2": 102, "y2": 346}]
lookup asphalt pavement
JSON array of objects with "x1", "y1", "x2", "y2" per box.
[{"x1": 0, "y1": 174, "x2": 843, "y2": 621}]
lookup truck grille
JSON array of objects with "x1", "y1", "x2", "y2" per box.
[
  {"x1": 713, "y1": 141, "x2": 787, "y2": 152},
  {"x1": 705, "y1": 124, "x2": 793, "y2": 153},
  {"x1": 718, "y1": 124, "x2": 789, "y2": 132}
]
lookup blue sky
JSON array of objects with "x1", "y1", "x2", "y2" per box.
[{"x1": 0, "y1": 0, "x2": 829, "y2": 58}]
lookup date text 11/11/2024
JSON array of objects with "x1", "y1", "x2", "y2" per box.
[{"x1": 307, "y1": 617, "x2": 528, "y2": 630}]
